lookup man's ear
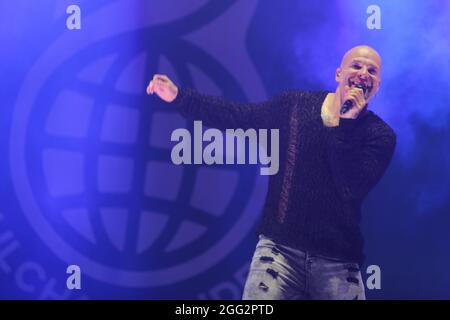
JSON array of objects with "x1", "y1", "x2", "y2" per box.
[{"x1": 335, "y1": 68, "x2": 341, "y2": 82}]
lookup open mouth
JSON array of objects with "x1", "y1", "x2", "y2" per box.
[{"x1": 348, "y1": 79, "x2": 372, "y2": 97}]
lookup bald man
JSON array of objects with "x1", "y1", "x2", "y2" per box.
[
  {"x1": 322, "y1": 45, "x2": 383, "y2": 126},
  {"x1": 147, "y1": 45, "x2": 396, "y2": 300}
]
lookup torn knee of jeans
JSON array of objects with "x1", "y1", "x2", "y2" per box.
[
  {"x1": 346, "y1": 277, "x2": 359, "y2": 285},
  {"x1": 258, "y1": 282, "x2": 269, "y2": 291},
  {"x1": 259, "y1": 256, "x2": 274, "y2": 263},
  {"x1": 271, "y1": 247, "x2": 280, "y2": 255},
  {"x1": 266, "y1": 268, "x2": 279, "y2": 279}
]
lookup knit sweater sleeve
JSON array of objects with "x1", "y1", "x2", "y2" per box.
[
  {"x1": 171, "y1": 88, "x2": 286, "y2": 130},
  {"x1": 324, "y1": 118, "x2": 396, "y2": 201}
]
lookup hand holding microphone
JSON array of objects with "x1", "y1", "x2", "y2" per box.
[{"x1": 340, "y1": 83, "x2": 368, "y2": 116}]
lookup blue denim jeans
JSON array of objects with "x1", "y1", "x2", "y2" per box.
[{"x1": 242, "y1": 235, "x2": 366, "y2": 300}]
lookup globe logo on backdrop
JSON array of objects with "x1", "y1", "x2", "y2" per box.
[{"x1": 10, "y1": 0, "x2": 267, "y2": 289}]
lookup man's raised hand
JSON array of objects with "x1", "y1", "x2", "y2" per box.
[{"x1": 146, "y1": 74, "x2": 178, "y2": 102}]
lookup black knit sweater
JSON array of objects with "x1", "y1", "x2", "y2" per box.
[{"x1": 172, "y1": 88, "x2": 396, "y2": 263}]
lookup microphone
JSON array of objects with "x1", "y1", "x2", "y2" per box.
[{"x1": 340, "y1": 83, "x2": 368, "y2": 115}]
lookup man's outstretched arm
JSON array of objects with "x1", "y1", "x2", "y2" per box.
[{"x1": 146, "y1": 74, "x2": 283, "y2": 130}]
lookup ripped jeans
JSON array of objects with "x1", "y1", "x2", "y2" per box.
[{"x1": 242, "y1": 235, "x2": 366, "y2": 300}]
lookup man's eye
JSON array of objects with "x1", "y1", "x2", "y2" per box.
[
  {"x1": 369, "y1": 69, "x2": 377, "y2": 75},
  {"x1": 351, "y1": 64, "x2": 361, "y2": 69}
]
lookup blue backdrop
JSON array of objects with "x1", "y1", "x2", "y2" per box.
[{"x1": 1, "y1": 0, "x2": 449, "y2": 299}]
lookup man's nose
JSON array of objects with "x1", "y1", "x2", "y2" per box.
[
  {"x1": 358, "y1": 67, "x2": 369, "y2": 77},
  {"x1": 357, "y1": 71, "x2": 370, "y2": 82}
]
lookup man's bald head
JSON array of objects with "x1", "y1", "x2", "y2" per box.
[{"x1": 340, "y1": 45, "x2": 382, "y2": 69}]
